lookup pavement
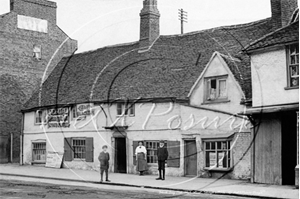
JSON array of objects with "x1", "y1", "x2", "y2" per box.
[{"x1": 0, "y1": 164, "x2": 299, "y2": 199}]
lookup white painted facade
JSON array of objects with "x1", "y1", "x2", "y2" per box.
[
  {"x1": 251, "y1": 47, "x2": 299, "y2": 107},
  {"x1": 22, "y1": 52, "x2": 252, "y2": 179}
]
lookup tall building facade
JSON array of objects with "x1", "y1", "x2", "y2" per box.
[{"x1": 0, "y1": 0, "x2": 77, "y2": 163}]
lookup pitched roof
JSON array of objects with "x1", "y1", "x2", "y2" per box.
[
  {"x1": 23, "y1": 18, "x2": 274, "y2": 111},
  {"x1": 245, "y1": 21, "x2": 299, "y2": 52}
]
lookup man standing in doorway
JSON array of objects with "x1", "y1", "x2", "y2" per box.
[{"x1": 156, "y1": 140, "x2": 168, "y2": 180}]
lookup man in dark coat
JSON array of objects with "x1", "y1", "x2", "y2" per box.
[
  {"x1": 156, "y1": 140, "x2": 168, "y2": 180},
  {"x1": 98, "y1": 145, "x2": 110, "y2": 183}
]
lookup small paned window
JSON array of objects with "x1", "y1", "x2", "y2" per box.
[
  {"x1": 33, "y1": 45, "x2": 42, "y2": 60},
  {"x1": 72, "y1": 138, "x2": 86, "y2": 159},
  {"x1": 287, "y1": 44, "x2": 299, "y2": 87},
  {"x1": 204, "y1": 140, "x2": 231, "y2": 170},
  {"x1": 145, "y1": 141, "x2": 167, "y2": 163},
  {"x1": 64, "y1": 137, "x2": 93, "y2": 162},
  {"x1": 205, "y1": 76, "x2": 228, "y2": 102},
  {"x1": 116, "y1": 103, "x2": 135, "y2": 117},
  {"x1": 32, "y1": 142, "x2": 46, "y2": 162},
  {"x1": 35, "y1": 110, "x2": 45, "y2": 125}
]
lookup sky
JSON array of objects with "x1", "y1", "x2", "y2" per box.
[{"x1": 0, "y1": 0, "x2": 271, "y2": 53}]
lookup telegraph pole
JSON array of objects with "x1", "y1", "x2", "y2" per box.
[{"x1": 178, "y1": 8, "x2": 187, "y2": 34}]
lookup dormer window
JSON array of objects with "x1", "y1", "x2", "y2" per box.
[
  {"x1": 205, "y1": 75, "x2": 228, "y2": 103},
  {"x1": 33, "y1": 45, "x2": 42, "y2": 60},
  {"x1": 287, "y1": 44, "x2": 299, "y2": 88}
]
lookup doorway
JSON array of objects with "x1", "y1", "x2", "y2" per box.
[
  {"x1": 281, "y1": 111, "x2": 297, "y2": 185},
  {"x1": 114, "y1": 138, "x2": 127, "y2": 173},
  {"x1": 184, "y1": 140, "x2": 197, "y2": 176}
]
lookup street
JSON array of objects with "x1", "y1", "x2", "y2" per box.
[{"x1": 0, "y1": 179, "x2": 259, "y2": 199}]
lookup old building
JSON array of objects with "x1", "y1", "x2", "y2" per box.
[
  {"x1": 243, "y1": 9, "x2": 299, "y2": 185},
  {"x1": 0, "y1": 0, "x2": 77, "y2": 163},
  {"x1": 20, "y1": 0, "x2": 296, "y2": 179}
]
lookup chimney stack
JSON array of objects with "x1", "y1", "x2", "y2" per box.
[
  {"x1": 271, "y1": 0, "x2": 298, "y2": 29},
  {"x1": 139, "y1": 0, "x2": 160, "y2": 50},
  {"x1": 10, "y1": 0, "x2": 57, "y2": 24}
]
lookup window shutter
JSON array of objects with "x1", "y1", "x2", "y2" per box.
[
  {"x1": 64, "y1": 138, "x2": 72, "y2": 161},
  {"x1": 167, "y1": 141, "x2": 180, "y2": 168},
  {"x1": 85, "y1": 137, "x2": 94, "y2": 162},
  {"x1": 132, "y1": 141, "x2": 139, "y2": 165}
]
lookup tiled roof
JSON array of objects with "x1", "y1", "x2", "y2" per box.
[
  {"x1": 23, "y1": 18, "x2": 274, "y2": 110},
  {"x1": 245, "y1": 21, "x2": 299, "y2": 52}
]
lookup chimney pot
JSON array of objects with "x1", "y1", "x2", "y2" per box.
[{"x1": 139, "y1": 0, "x2": 160, "y2": 50}]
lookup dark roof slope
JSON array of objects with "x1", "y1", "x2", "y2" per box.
[
  {"x1": 245, "y1": 21, "x2": 299, "y2": 52},
  {"x1": 23, "y1": 18, "x2": 274, "y2": 110}
]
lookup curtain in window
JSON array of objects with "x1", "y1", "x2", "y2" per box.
[{"x1": 219, "y1": 80, "x2": 227, "y2": 98}]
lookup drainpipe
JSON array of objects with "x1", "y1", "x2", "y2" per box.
[
  {"x1": 20, "y1": 112, "x2": 24, "y2": 165},
  {"x1": 296, "y1": 111, "x2": 299, "y2": 188},
  {"x1": 10, "y1": 132, "x2": 13, "y2": 163}
]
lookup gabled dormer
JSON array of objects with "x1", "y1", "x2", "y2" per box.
[{"x1": 188, "y1": 52, "x2": 246, "y2": 113}]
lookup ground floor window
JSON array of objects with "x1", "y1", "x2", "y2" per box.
[
  {"x1": 32, "y1": 142, "x2": 46, "y2": 162},
  {"x1": 204, "y1": 140, "x2": 231, "y2": 170},
  {"x1": 64, "y1": 137, "x2": 94, "y2": 162},
  {"x1": 133, "y1": 140, "x2": 180, "y2": 168},
  {"x1": 73, "y1": 138, "x2": 86, "y2": 159},
  {"x1": 145, "y1": 141, "x2": 167, "y2": 163}
]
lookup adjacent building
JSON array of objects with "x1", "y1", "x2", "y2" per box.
[
  {"x1": 21, "y1": 0, "x2": 297, "y2": 180},
  {"x1": 0, "y1": 0, "x2": 77, "y2": 163},
  {"x1": 243, "y1": 11, "x2": 299, "y2": 185}
]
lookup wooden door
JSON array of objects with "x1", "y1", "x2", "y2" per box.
[
  {"x1": 253, "y1": 114, "x2": 282, "y2": 184},
  {"x1": 184, "y1": 140, "x2": 197, "y2": 176}
]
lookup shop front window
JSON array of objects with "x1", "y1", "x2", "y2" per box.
[{"x1": 204, "y1": 140, "x2": 231, "y2": 170}]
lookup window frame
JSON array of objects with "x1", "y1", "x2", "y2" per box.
[
  {"x1": 116, "y1": 102, "x2": 135, "y2": 117},
  {"x1": 145, "y1": 140, "x2": 167, "y2": 164},
  {"x1": 72, "y1": 138, "x2": 86, "y2": 160},
  {"x1": 204, "y1": 75, "x2": 229, "y2": 104},
  {"x1": 203, "y1": 139, "x2": 232, "y2": 171},
  {"x1": 32, "y1": 141, "x2": 46, "y2": 163},
  {"x1": 34, "y1": 109, "x2": 45, "y2": 125},
  {"x1": 286, "y1": 43, "x2": 299, "y2": 89},
  {"x1": 33, "y1": 44, "x2": 42, "y2": 61}
]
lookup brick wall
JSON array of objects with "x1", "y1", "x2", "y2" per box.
[
  {"x1": 271, "y1": 0, "x2": 298, "y2": 29},
  {"x1": 0, "y1": 1, "x2": 77, "y2": 163},
  {"x1": 10, "y1": 0, "x2": 57, "y2": 24},
  {"x1": 139, "y1": 0, "x2": 160, "y2": 49}
]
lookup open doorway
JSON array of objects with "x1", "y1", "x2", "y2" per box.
[
  {"x1": 114, "y1": 138, "x2": 127, "y2": 173},
  {"x1": 282, "y1": 111, "x2": 297, "y2": 185}
]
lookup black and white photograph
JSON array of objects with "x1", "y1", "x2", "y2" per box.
[{"x1": 0, "y1": 0, "x2": 299, "y2": 198}]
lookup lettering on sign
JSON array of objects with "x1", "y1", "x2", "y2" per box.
[
  {"x1": 45, "y1": 151, "x2": 64, "y2": 168},
  {"x1": 46, "y1": 107, "x2": 70, "y2": 128},
  {"x1": 17, "y1": 15, "x2": 48, "y2": 33}
]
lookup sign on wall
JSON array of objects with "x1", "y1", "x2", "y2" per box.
[
  {"x1": 76, "y1": 104, "x2": 92, "y2": 116},
  {"x1": 45, "y1": 151, "x2": 64, "y2": 168},
  {"x1": 17, "y1": 15, "x2": 48, "y2": 33},
  {"x1": 47, "y1": 107, "x2": 70, "y2": 128}
]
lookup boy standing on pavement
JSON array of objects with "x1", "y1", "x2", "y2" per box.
[
  {"x1": 98, "y1": 145, "x2": 111, "y2": 183},
  {"x1": 156, "y1": 140, "x2": 168, "y2": 180}
]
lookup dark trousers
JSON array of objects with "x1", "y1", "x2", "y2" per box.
[
  {"x1": 158, "y1": 160, "x2": 166, "y2": 179},
  {"x1": 100, "y1": 169, "x2": 108, "y2": 181}
]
